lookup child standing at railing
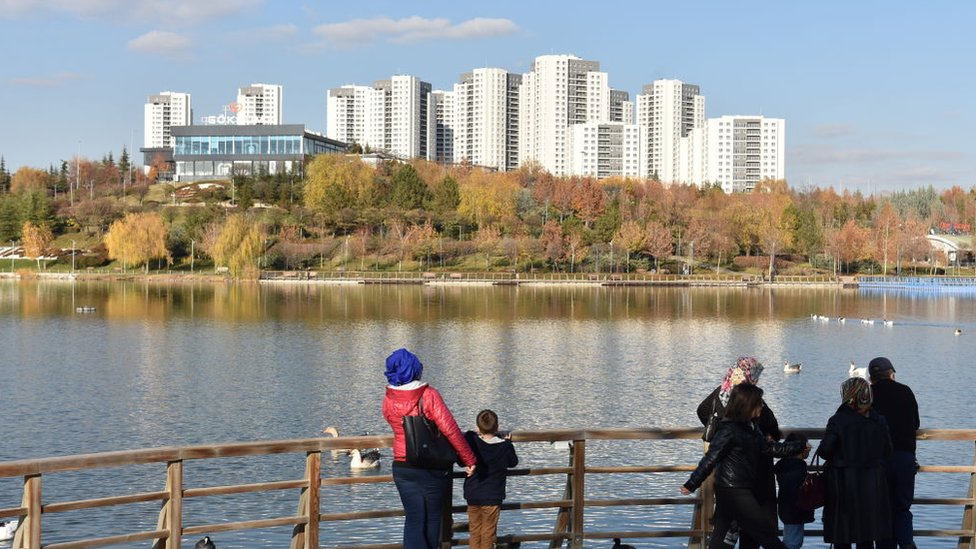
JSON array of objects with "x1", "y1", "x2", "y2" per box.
[
  {"x1": 774, "y1": 433, "x2": 815, "y2": 549},
  {"x1": 463, "y1": 410, "x2": 519, "y2": 549}
]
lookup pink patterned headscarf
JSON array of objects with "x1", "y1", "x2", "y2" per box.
[{"x1": 719, "y1": 357, "x2": 764, "y2": 406}]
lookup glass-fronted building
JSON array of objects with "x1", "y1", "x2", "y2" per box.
[{"x1": 166, "y1": 124, "x2": 347, "y2": 182}]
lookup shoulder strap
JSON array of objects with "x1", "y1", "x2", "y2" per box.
[{"x1": 414, "y1": 386, "x2": 429, "y2": 417}]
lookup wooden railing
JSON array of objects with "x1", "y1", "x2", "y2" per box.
[{"x1": 0, "y1": 428, "x2": 972, "y2": 549}]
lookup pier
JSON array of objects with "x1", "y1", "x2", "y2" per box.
[{"x1": 0, "y1": 428, "x2": 973, "y2": 548}]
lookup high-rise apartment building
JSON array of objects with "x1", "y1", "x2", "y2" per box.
[
  {"x1": 144, "y1": 91, "x2": 192, "y2": 149},
  {"x1": 637, "y1": 80, "x2": 705, "y2": 182},
  {"x1": 450, "y1": 68, "x2": 522, "y2": 171},
  {"x1": 610, "y1": 89, "x2": 634, "y2": 124},
  {"x1": 705, "y1": 115, "x2": 785, "y2": 193},
  {"x1": 428, "y1": 90, "x2": 456, "y2": 163},
  {"x1": 518, "y1": 55, "x2": 613, "y2": 176},
  {"x1": 237, "y1": 83, "x2": 282, "y2": 125},
  {"x1": 568, "y1": 123, "x2": 645, "y2": 178},
  {"x1": 326, "y1": 75, "x2": 431, "y2": 159}
]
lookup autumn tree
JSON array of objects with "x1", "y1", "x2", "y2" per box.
[
  {"x1": 613, "y1": 220, "x2": 646, "y2": 272},
  {"x1": 406, "y1": 222, "x2": 438, "y2": 269},
  {"x1": 873, "y1": 201, "x2": 900, "y2": 275},
  {"x1": 830, "y1": 220, "x2": 869, "y2": 273},
  {"x1": 540, "y1": 221, "x2": 564, "y2": 269},
  {"x1": 473, "y1": 225, "x2": 501, "y2": 270},
  {"x1": 11, "y1": 166, "x2": 50, "y2": 194},
  {"x1": 458, "y1": 170, "x2": 519, "y2": 228},
  {"x1": 210, "y1": 213, "x2": 265, "y2": 278},
  {"x1": 22, "y1": 221, "x2": 53, "y2": 270},
  {"x1": 645, "y1": 221, "x2": 673, "y2": 272},
  {"x1": 304, "y1": 154, "x2": 375, "y2": 224},
  {"x1": 570, "y1": 177, "x2": 606, "y2": 227},
  {"x1": 104, "y1": 212, "x2": 170, "y2": 273}
]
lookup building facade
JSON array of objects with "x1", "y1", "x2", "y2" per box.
[
  {"x1": 518, "y1": 55, "x2": 613, "y2": 176},
  {"x1": 427, "y1": 90, "x2": 456, "y2": 163},
  {"x1": 236, "y1": 83, "x2": 282, "y2": 125},
  {"x1": 326, "y1": 75, "x2": 431, "y2": 159},
  {"x1": 171, "y1": 124, "x2": 346, "y2": 182},
  {"x1": 450, "y1": 68, "x2": 522, "y2": 171},
  {"x1": 568, "y1": 122, "x2": 645, "y2": 178},
  {"x1": 144, "y1": 91, "x2": 192, "y2": 149},
  {"x1": 636, "y1": 80, "x2": 705, "y2": 182},
  {"x1": 705, "y1": 115, "x2": 785, "y2": 193}
]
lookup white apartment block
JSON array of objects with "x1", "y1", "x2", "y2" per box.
[
  {"x1": 428, "y1": 90, "x2": 456, "y2": 163},
  {"x1": 144, "y1": 91, "x2": 191, "y2": 149},
  {"x1": 519, "y1": 55, "x2": 613, "y2": 176},
  {"x1": 637, "y1": 80, "x2": 705, "y2": 183},
  {"x1": 236, "y1": 83, "x2": 282, "y2": 125},
  {"x1": 450, "y1": 68, "x2": 521, "y2": 171},
  {"x1": 326, "y1": 76, "x2": 431, "y2": 159},
  {"x1": 706, "y1": 115, "x2": 785, "y2": 193},
  {"x1": 568, "y1": 123, "x2": 645, "y2": 179},
  {"x1": 327, "y1": 85, "x2": 380, "y2": 147}
]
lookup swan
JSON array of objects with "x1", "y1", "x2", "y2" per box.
[
  {"x1": 550, "y1": 440, "x2": 572, "y2": 451},
  {"x1": 194, "y1": 536, "x2": 216, "y2": 549},
  {"x1": 783, "y1": 361, "x2": 802, "y2": 373},
  {"x1": 955, "y1": 328, "x2": 962, "y2": 336},
  {"x1": 0, "y1": 519, "x2": 18, "y2": 541},
  {"x1": 849, "y1": 361, "x2": 868, "y2": 379},
  {"x1": 861, "y1": 318, "x2": 875, "y2": 325},
  {"x1": 349, "y1": 448, "x2": 381, "y2": 470},
  {"x1": 883, "y1": 319, "x2": 894, "y2": 326},
  {"x1": 838, "y1": 317, "x2": 846, "y2": 323},
  {"x1": 322, "y1": 426, "x2": 346, "y2": 458}
]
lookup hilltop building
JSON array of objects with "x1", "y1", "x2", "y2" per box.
[
  {"x1": 236, "y1": 83, "x2": 282, "y2": 125},
  {"x1": 637, "y1": 79, "x2": 706, "y2": 183}
]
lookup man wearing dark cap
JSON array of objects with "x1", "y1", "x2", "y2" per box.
[{"x1": 869, "y1": 357, "x2": 920, "y2": 549}]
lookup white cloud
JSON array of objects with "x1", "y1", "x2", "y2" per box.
[
  {"x1": 0, "y1": 0, "x2": 261, "y2": 25},
  {"x1": 312, "y1": 16, "x2": 518, "y2": 48},
  {"x1": 127, "y1": 30, "x2": 193, "y2": 61},
  {"x1": 8, "y1": 71, "x2": 85, "y2": 87},
  {"x1": 810, "y1": 124, "x2": 857, "y2": 139}
]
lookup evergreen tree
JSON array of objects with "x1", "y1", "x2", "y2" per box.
[
  {"x1": 0, "y1": 156, "x2": 10, "y2": 194},
  {"x1": 390, "y1": 164, "x2": 429, "y2": 211},
  {"x1": 118, "y1": 147, "x2": 130, "y2": 183},
  {"x1": 0, "y1": 196, "x2": 21, "y2": 241},
  {"x1": 106, "y1": 151, "x2": 115, "y2": 167},
  {"x1": 58, "y1": 161, "x2": 69, "y2": 195},
  {"x1": 428, "y1": 175, "x2": 460, "y2": 214}
]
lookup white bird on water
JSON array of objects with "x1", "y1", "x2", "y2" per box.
[
  {"x1": 849, "y1": 361, "x2": 868, "y2": 379},
  {"x1": 783, "y1": 361, "x2": 802, "y2": 373},
  {"x1": 0, "y1": 519, "x2": 18, "y2": 541},
  {"x1": 883, "y1": 319, "x2": 894, "y2": 326},
  {"x1": 349, "y1": 448, "x2": 382, "y2": 470}
]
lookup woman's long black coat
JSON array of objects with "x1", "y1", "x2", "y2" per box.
[{"x1": 816, "y1": 404, "x2": 893, "y2": 544}]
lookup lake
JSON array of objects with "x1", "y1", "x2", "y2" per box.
[{"x1": 1, "y1": 280, "x2": 974, "y2": 547}]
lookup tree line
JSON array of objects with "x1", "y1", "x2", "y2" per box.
[{"x1": 1, "y1": 151, "x2": 971, "y2": 278}]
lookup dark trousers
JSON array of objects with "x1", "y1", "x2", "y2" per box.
[
  {"x1": 709, "y1": 487, "x2": 787, "y2": 549},
  {"x1": 393, "y1": 463, "x2": 450, "y2": 549},
  {"x1": 877, "y1": 450, "x2": 916, "y2": 548}
]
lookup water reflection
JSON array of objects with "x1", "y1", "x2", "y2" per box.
[{"x1": 1, "y1": 281, "x2": 975, "y2": 547}]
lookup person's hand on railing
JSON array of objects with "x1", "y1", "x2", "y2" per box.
[{"x1": 679, "y1": 486, "x2": 692, "y2": 495}]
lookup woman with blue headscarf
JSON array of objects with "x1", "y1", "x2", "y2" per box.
[{"x1": 382, "y1": 348, "x2": 476, "y2": 549}]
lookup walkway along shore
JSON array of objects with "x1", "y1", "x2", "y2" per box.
[{"x1": 0, "y1": 428, "x2": 972, "y2": 549}]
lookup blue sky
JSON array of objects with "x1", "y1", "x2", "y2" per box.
[{"x1": 1, "y1": 0, "x2": 973, "y2": 193}]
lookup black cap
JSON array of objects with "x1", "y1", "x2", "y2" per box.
[{"x1": 868, "y1": 357, "x2": 895, "y2": 378}]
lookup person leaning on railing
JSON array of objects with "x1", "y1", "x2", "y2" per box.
[
  {"x1": 682, "y1": 383, "x2": 805, "y2": 549},
  {"x1": 382, "y1": 348, "x2": 476, "y2": 549}
]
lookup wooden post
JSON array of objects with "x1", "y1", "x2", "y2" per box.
[
  {"x1": 960, "y1": 440, "x2": 976, "y2": 549},
  {"x1": 549, "y1": 444, "x2": 573, "y2": 549},
  {"x1": 439, "y1": 474, "x2": 454, "y2": 549},
  {"x1": 154, "y1": 460, "x2": 183, "y2": 549},
  {"x1": 570, "y1": 440, "x2": 585, "y2": 549},
  {"x1": 13, "y1": 474, "x2": 41, "y2": 549},
  {"x1": 291, "y1": 451, "x2": 321, "y2": 549}
]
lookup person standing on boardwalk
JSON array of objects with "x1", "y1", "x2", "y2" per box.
[
  {"x1": 817, "y1": 376, "x2": 892, "y2": 549},
  {"x1": 868, "y1": 357, "x2": 920, "y2": 549},
  {"x1": 682, "y1": 383, "x2": 805, "y2": 549},
  {"x1": 463, "y1": 409, "x2": 519, "y2": 549},
  {"x1": 697, "y1": 357, "x2": 782, "y2": 548},
  {"x1": 382, "y1": 348, "x2": 477, "y2": 549}
]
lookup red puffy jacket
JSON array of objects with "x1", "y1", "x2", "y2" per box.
[{"x1": 382, "y1": 383, "x2": 476, "y2": 467}]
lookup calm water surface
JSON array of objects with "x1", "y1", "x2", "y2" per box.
[{"x1": 1, "y1": 281, "x2": 975, "y2": 548}]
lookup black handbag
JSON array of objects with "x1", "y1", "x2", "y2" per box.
[
  {"x1": 702, "y1": 398, "x2": 720, "y2": 442},
  {"x1": 402, "y1": 395, "x2": 458, "y2": 470},
  {"x1": 796, "y1": 455, "x2": 825, "y2": 510}
]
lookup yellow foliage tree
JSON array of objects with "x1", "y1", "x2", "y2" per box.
[
  {"x1": 104, "y1": 212, "x2": 170, "y2": 273},
  {"x1": 22, "y1": 221, "x2": 53, "y2": 270},
  {"x1": 11, "y1": 167, "x2": 50, "y2": 194},
  {"x1": 211, "y1": 214, "x2": 265, "y2": 279},
  {"x1": 304, "y1": 154, "x2": 376, "y2": 220},
  {"x1": 457, "y1": 170, "x2": 519, "y2": 227}
]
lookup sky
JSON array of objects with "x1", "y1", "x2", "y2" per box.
[{"x1": 1, "y1": 0, "x2": 974, "y2": 194}]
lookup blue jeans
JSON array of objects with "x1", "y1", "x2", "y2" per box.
[
  {"x1": 782, "y1": 523, "x2": 804, "y2": 549},
  {"x1": 393, "y1": 463, "x2": 451, "y2": 549},
  {"x1": 877, "y1": 450, "x2": 916, "y2": 548}
]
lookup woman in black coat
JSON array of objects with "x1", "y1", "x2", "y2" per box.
[
  {"x1": 683, "y1": 384, "x2": 805, "y2": 549},
  {"x1": 697, "y1": 357, "x2": 782, "y2": 547},
  {"x1": 817, "y1": 376, "x2": 892, "y2": 549}
]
